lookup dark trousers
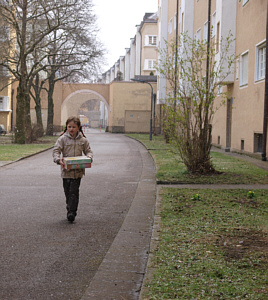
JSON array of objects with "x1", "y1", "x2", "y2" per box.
[{"x1": 63, "y1": 178, "x2": 81, "y2": 216}]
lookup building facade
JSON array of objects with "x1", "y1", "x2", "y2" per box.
[
  {"x1": 157, "y1": 0, "x2": 267, "y2": 157},
  {"x1": 0, "y1": 18, "x2": 12, "y2": 132},
  {"x1": 102, "y1": 13, "x2": 158, "y2": 83}
]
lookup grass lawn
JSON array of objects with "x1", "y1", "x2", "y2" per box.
[
  {"x1": 0, "y1": 135, "x2": 58, "y2": 161},
  {"x1": 126, "y1": 134, "x2": 268, "y2": 184},
  {"x1": 126, "y1": 134, "x2": 268, "y2": 299},
  {"x1": 144, "y1": 188, "x2": 268, "y2": 299}
]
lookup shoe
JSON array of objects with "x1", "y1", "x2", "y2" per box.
[{"x1": 67, "y1": 212, "x2": 75, "y2": 223}]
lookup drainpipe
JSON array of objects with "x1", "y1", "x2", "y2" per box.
[
  {"x1": 11, "y1": 89, "x2": 14, "y2": 131},
  {"x1": 206, "y1": 0, "x2": 211, "y2": 96},
  {"x1": 139, "y1": 25, "x2": 142, "y2": 75},
  {"x1": 174, "y1": 0, "x2": 179, "y2": 102},
  {"x1": 262, "y1": 2, "x2": 268, "y2": 161}
]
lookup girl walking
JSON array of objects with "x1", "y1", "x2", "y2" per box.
[{"x1": 53, "y1": 116, "x2": 93, "y2": 223}]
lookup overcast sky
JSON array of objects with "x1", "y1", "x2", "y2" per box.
[{"x1": 92, "y1": 0, "x2": 158, "y2": 72}]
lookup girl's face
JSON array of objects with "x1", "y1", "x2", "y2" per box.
[{"x1": 67, "y1": 121, "x2": 80, "y2": 137}]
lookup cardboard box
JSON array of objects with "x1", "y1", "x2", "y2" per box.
[{"x1": 63, "y1": 156, "x2": 92, "y2": 170}]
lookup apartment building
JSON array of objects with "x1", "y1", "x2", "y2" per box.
[
  {"x1": 0, "y1": 20, "x2": 12, "y2": 132},
  {"x1": 232, "y1": 0, "x2": 266, "y2": 155},
  {"x1": 102, "y1": 12, "x2": 158, "y2": 83},
  {"x1": 157, "y1": 0, "x2": 267, "y2": 157}
]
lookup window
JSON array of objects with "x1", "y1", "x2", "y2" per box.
[
  {"x1": 196, "y1": 28, "x2": 201, "y2": 42},
  {"x1": 145, "y1": 35, "x2": 157, "y2": 46},
  {"x1": 212, "y1": 12, "x2": 216, "y2": 37},
  {"x1": 181, "y1": 12, "x2": 184, "y2": 33},
  {"x1": 217, "y1": 85, "x2": 223, "y2": 95},
  {"x1": 254, "y1": 133, "x2": 263, "y2": 153},
  {"x1": 241, "y1": 139, "x2": 244, "y2": 151},
  {"x1": 255, "y1": 41, "x2": 266, "y2": 81},
  {"x1": 203, "y1": 21, "x2": 208, "y2": 41},
  {"x1": 240, "y1": 51, "x2": 249, "y2": 86},
  {"x1": 169, "y1": 19, "x2": 173, "y2": 34},
  {"x1": 243, "y1": 0, "x2": 249, "y2": 5},
  {"x1": 144, "y1": 59, "x2": 156, "y2": 70},
  {"x1": 0, "y1": 96, "x2": 9, "y2": 111},
  {"x1": 174, "y1": 14, "x2": 177, "y2": 30}
]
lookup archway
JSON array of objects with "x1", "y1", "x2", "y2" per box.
[{"x1": 61, "y1": 89, "x2": 109, "y2": 128}]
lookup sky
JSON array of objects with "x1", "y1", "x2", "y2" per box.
[{"x1": 92, "y1": 0, "x2": 158, "y2": 73}]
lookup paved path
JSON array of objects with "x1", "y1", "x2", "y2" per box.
[
  {"x1": 0, "y1": 132, "x2": 156, "y2": 300},
  {"x1": 211, "y1": 146, "x2": 268, "y2": 171}
]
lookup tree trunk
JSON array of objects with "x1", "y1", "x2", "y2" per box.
[
  {"x1": 15, "y1": 85, "x2": 26, "y2": 144},
  {"x1": 15, "y1": 0, "x2": 32, "y2": 144},
  {"x1": 46, "y1": 73, "x2": 55, "y2": 136},
  {"x1": 35, "y1": 99, "x2": 44, "y2": 138},
  {"x1": 24, "y1": 89, "x2": 31, "y2": 144},
  {"x1": 15, "y1": 84, "x2": 32, "y2": 144},
  {"x1": 32, "y1": 73, "x2": 44, "y2": 136},
  {"x1": 35, "y1": 101, "x2": 43, "y2": 127}
]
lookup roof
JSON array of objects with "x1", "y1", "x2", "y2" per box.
[
  {"x1": 133, "y1": 75, "x2": 157, "y2": 83},
  {"x1": 138, "y1": 12, "x2": 157, "y2": 33}
]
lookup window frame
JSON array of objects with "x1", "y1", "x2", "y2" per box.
[
  {"x1": 145, "y1": 35, "x2": 157, "y2": 46},
  {"x1": 181, "y1": 12, "x2": 184, "y2": 33},
  {"x1": 255, "y1": 40, "x2": 266, "y2": 82},
  {"x1": 144, "y1": 59, "x2": 157, "y2": 71},
  {"x1": 174, "y1": 14, "x2": 177, "y2": 31},
  {"x1": 240, "y1": 50, "x2": 249, "y2": 87},
  {"x1": 212, "y1": 12, "x2": 216, "y2": 37},
  {"x1": 169, "y1": 18, "x2": 173, "y2": 34},
  {"x1": 203, "y1": 21, "x2": 208, "y2": 41},
  {"x1": 0, "y1": 96, "x2": 9, "y2": 111},
  {"x1": 0, "y1": 97, "x2": 4, "y2": 110},
  {"x1": 196, "y1": 28, "x2": 201, "y2": 43}
]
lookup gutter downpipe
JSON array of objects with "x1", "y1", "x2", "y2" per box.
[
  {"x1": 174, "y1": 0, "x2": 179, "y2": 103},
  {"x1": 206, "y1": 0, "x2": 211, "y2": 97},
  {"x1": 262, "y1": 2, "x2": 268, "y2": 161}
]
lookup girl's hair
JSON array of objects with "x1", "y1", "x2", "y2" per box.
[{"x1": 61, "y1": 116, "x2": 86, "y2": 137}]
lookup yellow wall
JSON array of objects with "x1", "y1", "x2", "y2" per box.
[
  {"x1": 10, "y1": 79, "x2": 158, "y2": 135},
  {"x1": 230, "y1": 0, "x2": 266, "y2": 153},
  {"x1": 108, "y1": 81, "x2": 158, "y2": 133},
  {"x1": 0, "y1": 78, "x2": 12, "y2": 132}
]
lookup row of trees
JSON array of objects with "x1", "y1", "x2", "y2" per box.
[{"x1": 0, "y1": 0, "x2": 104, "y2": 143}]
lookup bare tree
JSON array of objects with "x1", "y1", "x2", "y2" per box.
[
  {"x1": 0, "y1": 0, "x2": 103, "y2": 143},
  {"x1": 158, "y1": 32, "x2": 236, "y2": 174},
  {"x1": 44, "y1": 0, "x2": 104, "y2": 135}
]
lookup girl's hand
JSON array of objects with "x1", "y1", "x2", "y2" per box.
[
  {"x1": 87, "y1": 155, "x2": 93, "y2": 162},
  {"x1": 59, "y1": 158, "x2": 65, "y2": 168}
]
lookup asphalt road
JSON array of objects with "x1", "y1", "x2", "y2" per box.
[{"x1": 0, "y1": 131, "x2": 156, "y2": 300}]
